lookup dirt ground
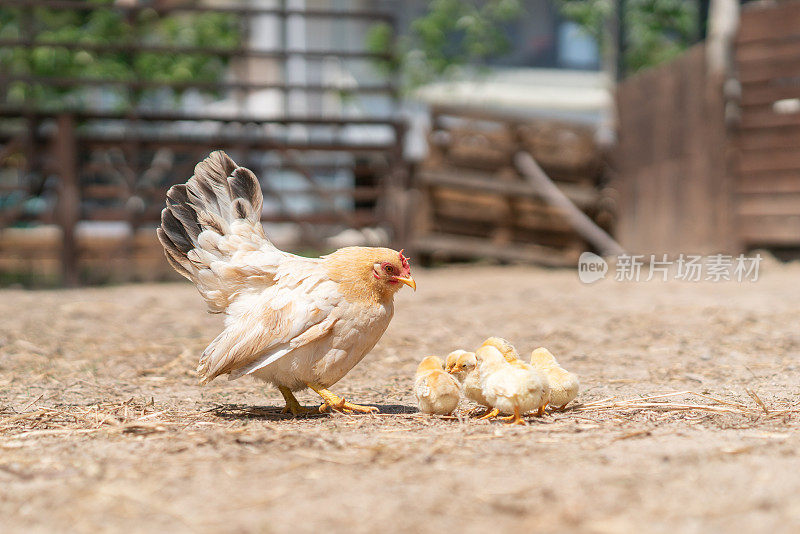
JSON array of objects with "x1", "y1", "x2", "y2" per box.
[{"x1": 2, "y1": 262, "x2": 800, "y2": 534}]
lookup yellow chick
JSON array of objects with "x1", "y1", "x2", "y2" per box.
[
  {"x1": 476, "y1": 345, "x2": 546, "y2": 425},
  {"x1": 481, "y1": 336, "x2": 519, "y2": 360},
  {"x1": 446, "y1": 350, "x2": 493, "y2": 416},
  {"x1": 444, "y1": 349, "x2": 470, "y2": 373},
  {"x1": 530, "y1": 347, "x2": 579, "y2": 410},
  {"x1": 482, "y1": 337, "x2": 550, "y2": 415},
  {"x1": 414, "y1": 356, "x2": 461, "y2": 415}
]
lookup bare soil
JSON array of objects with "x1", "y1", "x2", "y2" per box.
[{"x1": 2, "y1": 263, "x2": 800, "y2": 534}]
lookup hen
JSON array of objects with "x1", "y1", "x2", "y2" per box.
[{"x1": 157, "y1": 151, "x2": 416, "y2": 415}]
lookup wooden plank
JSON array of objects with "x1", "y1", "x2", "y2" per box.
[
  {"x1": 738, "y1": 214, "x2": 800, "y2": 245},
  {"x1": 739, "y1": 171, "x2": 800, "y2": 193},
  {"x1": 738, "y1": 58, "x2": 800, "y2": 85},
  {"x1": 739, "y1": 83, "x2": 800, "y2": 108},
  {"x1": 514, "y1": 152, "x2": 625, "y2": 256},
  {"x1": 738, "y1": 148, "x2": 800, "y2": 173},
  {"x1": 738, "y1": 38, "x2": 800, "y2": 64},
  {"x1": 737, "y1": 3, "x2": 800, "y2": 44},
  {"x1": 738, "y1": 128, "x2": 800, "y2": 151},
  {"x1": 737, "y1": 192, "x2": 800, "y2": 216},
  {"x1": 411, "y1": 234, "x2": 575, "y2": 267},
  {"x1": 739, "y1": 110, "x2": 800, "y2": 130},
  {"x1": 417, "y1": 169, "x2": 600, "y2": 209}
]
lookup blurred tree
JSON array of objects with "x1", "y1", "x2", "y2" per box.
[
  {"x1": 555, "y1": 0, "x2": 697, "y2": 74},
  {"x1": 366, "y1": 0, "x2": 524, "y2": 91},
  {"x1": 0, "y1": 2, "x2": 239, "y2": 110}
]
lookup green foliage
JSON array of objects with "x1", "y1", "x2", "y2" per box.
[
  {"x1": 366, "y1": 0, "x2": 524, "y2": 91},
  {"x1": 0, "y1": 2, "x2": 240, "y2": 110},
  {"x1": 555, "y1": 0, "x2": 697, "y2": 74}
]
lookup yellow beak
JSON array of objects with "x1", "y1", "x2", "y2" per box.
[{"x1": 396, "y1": 276, "x2": 416, "y2": 291}]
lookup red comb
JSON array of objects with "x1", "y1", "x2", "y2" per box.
[{"x1": 399, "y1": 249, "x2": 410, "y2": 271}]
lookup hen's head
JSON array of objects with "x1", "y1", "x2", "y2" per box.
[{"x1": 325, "y1": 246, "x2": 415, "y2": 302}]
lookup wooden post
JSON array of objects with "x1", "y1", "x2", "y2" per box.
[
  {"x1": 514, "y1": 152, "x2": 626, "y2": 257},
  {"x1": 55, "y1": 114, "x2": 80, "y2": 287}
]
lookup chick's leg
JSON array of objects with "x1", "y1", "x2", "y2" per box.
[
  {"x1": 279, "y1": 386, "x2": 314, "y2": 416},
  {"x1": 477, "y1": 408, "x2": 500, "y2": 420},
  {"x1": 306, "y1": 383, "x2": 378, "y2": 414},
  {"x1": 500, "y1": 406, "x2": 526, "y2": 425}
]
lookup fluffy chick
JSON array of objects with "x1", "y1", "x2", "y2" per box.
[
  {"x1": 476, "y1": 345, "x2": 546, "y2": 425},
  {"x1": 415, "y1": 356, "x2": 461, "y2": 415},
  {"x1": 446, "y1": 350, "x2": 492, "y2": 416},
  {"x1": 481, "y1": 337, "x2": 550, "y2": 415},
  {"x1": 481, "y1": 336, "x2": 519, "y2": 361},
  {"x1": 530, "y1": 348, "x2": 579, "y2": 410}
]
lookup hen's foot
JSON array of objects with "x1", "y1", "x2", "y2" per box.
[
  {"x1": 477, "y1": 408, "x2": 500, "y2": 420},
  {"x1": 307, "y1": 384, "x2": 378, "y2": 414},
  {"x1": 536, "y1": 403, "x2": 547, "y2": 417},
  {"x1": 500, "y1": 407, "x2": 526, "y2": 425},
  {"x1": 278, "y1": 386, "x2": 314, "y2": 416}
]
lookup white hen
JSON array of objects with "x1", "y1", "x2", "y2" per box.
[{"x1": 157, "y1": 151, "x2": 416, "y2": 415}]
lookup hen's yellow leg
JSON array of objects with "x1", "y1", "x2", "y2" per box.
[
  {"x1": 500, "y1": 406, "x2": 526, "y2": 425},
  {"x1": 306, "y1": 383, "x2": 378, "y2": 414},
  {"x1": 279, "y1": 386, "x2": 314, "y2": 416},
  {"x1": 477, "y1": 408, "x2": 500, "y2": 420}
]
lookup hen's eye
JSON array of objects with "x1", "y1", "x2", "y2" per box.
[{"x1": 385, "y1": 265, "x2": 394, "y2": 274}]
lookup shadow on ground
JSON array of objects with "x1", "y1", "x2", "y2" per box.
[{"x1": 210, "y1": 403, "x2": 418, "y2": 420}]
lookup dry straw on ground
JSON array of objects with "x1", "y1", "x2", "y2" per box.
[{"x1": 2, "y1": 264, "x2": 800, "y2": 533}]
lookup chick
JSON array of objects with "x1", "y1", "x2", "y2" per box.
[
  {"x1": 476, "y1": 345, "x2": 546, "y2": 425},
  {"x1": 446, "y1": 350, "x2": 493, "y2": 416},
  {"x1": 530, "y1": 348, "x2": 579, "y2": 411},
  {"x1": 414, "y1": 356, "x2": 461, "y2": 415},
  {"x1": 481, "y1": 337, "x2": 550, "y2": 416},
  {"x1": 445, "y1": 349, "x2": 470, "y2": 374},
  {"x1": 481, "y1": 336, "x2": 519, "y2": 361}
]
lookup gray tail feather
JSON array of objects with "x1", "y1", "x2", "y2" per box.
[{"x1": 157, "y1": 150, "x2": 264, "y2": 280}]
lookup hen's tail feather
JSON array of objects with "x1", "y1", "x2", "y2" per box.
[{"x1": 157, "y1": 150, "x2": 271, "y2": 310}]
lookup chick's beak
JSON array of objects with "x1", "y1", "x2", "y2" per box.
[{"x1": 396, "y1": 275, "x2": 416, "y2": 291}]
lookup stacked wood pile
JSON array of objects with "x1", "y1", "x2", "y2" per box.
[{"x1": 412, "y1": 106, "x2": 615, "y2": 266}]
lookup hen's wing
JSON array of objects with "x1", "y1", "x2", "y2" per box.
[
  {"x1": 158, "y1": 150, "x2": 300, "y2": 312},
  {"x1": 196, "y1": 259, "x2": 342, "y2": 384}
]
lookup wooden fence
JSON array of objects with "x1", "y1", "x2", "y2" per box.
[
  {"x1": 615, "y1": 44, "x2": 736, "y2": 255},
  {"x1": 616, "y1": 1, "x2": 800, "y2": 256},
  {"x1": 0, "y1": 1, "x2": 405, "y2": 285},
  {"x1": 736, "y1": 0, "x2": 800, "y2": 248}
]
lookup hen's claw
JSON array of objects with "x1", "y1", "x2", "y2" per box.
[
  {"x1": 278, "y1": 386, "x2": 314, "y2": 416},
  {"x1": 318, "y1": 400, "x2": 378, "y2": 414},
  {"x1": 307, "y1": 384, "x2": 378, "y2": 415}
]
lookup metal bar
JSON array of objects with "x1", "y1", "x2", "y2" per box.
[
  {"x1": 0, "y1": 107, "x2": 402, "y2": 126},
  {"x1": 0, "y1": 39, "x2": 392, "y2": 61},
  {"x1": 1, "y1": 75, "x2": 395, "y2": 95},
  {"x1": 0, "y1": 1, "x2": 394, "y2": 21},
  {"x1": 53, "y1": 114, "x2": 80, "y2": 287}
]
